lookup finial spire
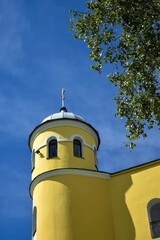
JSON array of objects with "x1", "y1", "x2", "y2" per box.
[
  {"x1": 61, "y1": 88, "x2": 65, "y2": 108},
  {"x1": 60, "y1": 88, "x2": 67, "y2": 112}
]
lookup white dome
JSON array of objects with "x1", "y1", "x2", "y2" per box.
[{"x1": 42, "y1": 110, "x2": 84, "y2": 123}]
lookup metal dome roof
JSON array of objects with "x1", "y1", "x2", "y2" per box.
[
  {"x1": 42, "y1": 89, "x2": 84, "y2": 123},
  {"x1": 42, "y1": 108, "x2": 85, "y2": 123}
]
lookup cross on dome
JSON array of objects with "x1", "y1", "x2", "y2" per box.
[
  {"x1": 61, "y1": 88, "x2": 65, "y2": 108},
  {"x1": 60, "y1": 88, "x2": 67, "y2": 112},
  {"x1": 41, "y1": 88, "x2": 85, "y2": 123}
]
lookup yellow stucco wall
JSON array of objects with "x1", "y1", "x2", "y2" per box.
[
  {"x1": 31, "y1": 126, "x2": 97, "y2": 180},
  {"x1": 33, "y1": 126, "x2": 96, "y2": 148},
  {"x1": 33, "y1": 174, "x2": 114, "y2": 240},
  {"x1": 110, "y1": 160, "x2": 160, "y2": 240},
  {"x1": 32, "y1": 161, "x2": 160, "y2": 240},
  {"x1": 30, "y1": 119, "x2": 160, "y2": 240}
]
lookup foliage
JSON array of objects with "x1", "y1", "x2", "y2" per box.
[{"x1": 69, "y1": 0, "x2": 160, "y2": 148}]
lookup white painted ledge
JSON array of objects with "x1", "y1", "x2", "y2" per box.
[{"x1": 30, "y1": 168, "x2": 110, "y2": 198}]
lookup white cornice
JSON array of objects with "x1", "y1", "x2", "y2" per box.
[
  {"x1": 30, "y1": 168, "x2": 110, "y2": 198},
  {"x1": 29, "y1": 119, "x2": 100, "y2": 150},
  {"x1": 35, "y1": 134, "x2": 96, "y2": 152}
]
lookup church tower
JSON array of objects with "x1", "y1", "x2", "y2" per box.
[{"x1": 28, "y1": 90, "x2": 114, "y2": 240}]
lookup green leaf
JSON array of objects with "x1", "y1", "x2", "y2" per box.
[{"x1": 69, "y1": 0, "x2": 160, "y2": 148}]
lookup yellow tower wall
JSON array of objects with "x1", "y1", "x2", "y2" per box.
[
  {"x1": 110, "y1": 160, "x2": 160, "y2": 240},
  {"x1": 31, "y1": 173, "x2": 114, "y2": 240},
  {"x1": 31, "y1": 125, "x2": 98, "y2": 179},
  {"x1": 29, "y1": 115, "x2": 160, "y2": 240},
  {"x1": 29, "y1": 118, "x2": 105, "y2": 240}
]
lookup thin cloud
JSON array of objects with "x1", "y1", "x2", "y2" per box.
[
  {"x1": 0, "y1": 164, "x2": 31, "y2": 219},
  {"x1": 0, "y1": 93, "x2": 42, "y2": 139},
  {"x1": 0, "y1": 0, "x2": 29, "y2": 75}
]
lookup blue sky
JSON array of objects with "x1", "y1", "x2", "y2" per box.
[{"x1": 0, "y1": 0, "x2": 160, "y2": 239}]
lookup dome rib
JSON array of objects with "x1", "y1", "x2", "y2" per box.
[{"x1": 42, "y1": 112, "x2": 84, "y2": 123}]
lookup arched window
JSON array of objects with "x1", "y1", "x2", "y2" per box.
[
  {"x1": 49, "y1": 139, "x2": 57, "y2": 158},
  {"x1": 94, "y1": 148, "x2": 98, "y2": 168},
  {"x1": 31, "y1": 149, "x2": 35, "y2": 170},
  {"x1": 73, "y1": 139, "x2": 82, "y2": 158},
  {"x1": 148, "y1": 199, "x2": 160, "y2": 239},
  {"x1": 32, "y1": 206, "x2": 37, "y2": 240}
]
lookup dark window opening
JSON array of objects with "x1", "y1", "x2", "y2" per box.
[
  {"x1": 94, "y1": 149, "x2": 98, "y2": 167},
  {"x1": 49, "y1": 139, "x2": 57, "y2": 158},
  {"x1": 150, "y1": 203, "x2": 160, "y2": 238},
  {"x1": 73, "y1": 139, "x2": 82, "y2": 157},
  {"x1": 150, "y1": 220, "x2": 160, "y2": 239},
  {"x1": 32, "y1": 150, "x2": 35, "y2": 170},
  {"x1": 32, "y1": 206, "x2": 37, "y2": 237}
]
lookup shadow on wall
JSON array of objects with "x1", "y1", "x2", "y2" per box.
[
  {"x1": 47, "y1": 174, "x2": 116, "y2": 240},
  {"x1": 110, "y1": 173, "x2": 135, "y2": 240},
  {"x1": 37, "y1": 173, "x2": 135, "y2": 240}
]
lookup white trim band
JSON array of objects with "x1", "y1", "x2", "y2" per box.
[
  {"x1": 29, "y1": 119, "x2": 99, "y2": 150},
  {"x1": 35, "y1": 134, "x2": 96, "y2": 151},
  {"x1": 30, "y1": 168, "x2": 110, "y2": 198}
]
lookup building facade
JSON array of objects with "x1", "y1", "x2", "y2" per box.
[{"x1": 29, "y1": 107, "x2": 160, "y2": 240}]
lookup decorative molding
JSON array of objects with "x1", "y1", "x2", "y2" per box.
[
  {"x1": 35, "y1": 143, "x2": 46, "y2": 150},
  {"x1": 71, "y1": 134, "x2": 84, "y2": 158},
  {"x1": 45, "y1": 134, "x2": 61, "y2": 144},
  {"x1": 29, "y1": 119, "x2": 100, "y2": 150},
  {"x1": 45, "y1": 135, "x2": 59, "y2": 159},
  {"x1": 30, "y1": 168, "x2": 110, "y2": 198},
  {"x1": 70, "y1": 134, "x2": 85, "y2": 144},
  {"x1": 34, "y1": 134, "x2": 97, "y2": 152},
  {"x1": 31, "y1": 149, "x2": 35, "y2": 170},
  {"x1": 92, "y1": 144, "x2": 96, "y2": 149}
]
